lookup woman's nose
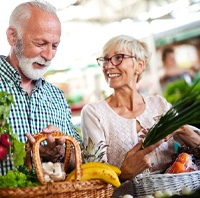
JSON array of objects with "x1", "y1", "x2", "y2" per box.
[{"x1": 104, "y1": 60, "x2": 115, "y2": 69}]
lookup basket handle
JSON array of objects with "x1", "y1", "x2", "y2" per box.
[{"x1": 25, "y1": 131, "x2": 82, "y2": 185}]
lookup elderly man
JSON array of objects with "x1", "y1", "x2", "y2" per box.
[{"x1": 0, "y1": 0, "x2": 81, "y2": 175}]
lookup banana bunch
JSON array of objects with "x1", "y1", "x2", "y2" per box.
[{"x1": 66, "y1": 162, "x2": 121, "y2": 187}]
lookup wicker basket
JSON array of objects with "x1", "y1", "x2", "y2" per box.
[
  {"x1": 132, "y1": 170, "x2": 200, "y2": 198},
  {"x1": 0, "y1": 131, "x2": 114, "y2": 198}
]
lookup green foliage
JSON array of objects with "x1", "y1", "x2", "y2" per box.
[
  {"x1": 163, "y1": 79, "x2": 200, "y2": 105},
  {"x1": 143, "y1": 80, "x2": 200, "y2": 148},
  {"x1": 0, "y1": 91, "x2": 26, "y2": 166},
  {"x1": 81, "y1": 137, "x2": 108, "y2": 163},
  {"x1": 0, "y1": 91, "x2": 15, "y2": 125},
  {"x1": 12, "y1": 139, "x2": 26, "y2": 166},
  {"x1": 16, "y1": 165, "x2": 39, "y2": 183},
  {"x1": 66, "y1": 93, "x2": 83, "y2": 104},
  {"x1": 0, "y1": 167, "x2": 40, "y2": 188}
]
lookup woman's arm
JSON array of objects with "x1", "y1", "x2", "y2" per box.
[{"x1": 174, "y1": 125, "x2": 200, "y2": 148}]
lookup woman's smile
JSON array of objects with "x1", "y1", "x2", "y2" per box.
[{"x1": 108, "y1": 73, "x2": 121, "y2": 78}]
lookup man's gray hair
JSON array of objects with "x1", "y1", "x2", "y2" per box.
[{"x1": 9, "y1": 0, "x2": 58, "y2": 38}]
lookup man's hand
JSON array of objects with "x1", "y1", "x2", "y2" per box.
[{"x1": 26, "y1": 125, "x2": 65, "y2": 162}]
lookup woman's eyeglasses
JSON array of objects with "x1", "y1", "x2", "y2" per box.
[{"x1": 96, "y1": 54, "x2": 136, "y2": 67}]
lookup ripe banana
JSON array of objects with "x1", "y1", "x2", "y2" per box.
[
  {"x1": 67, "y1": 165, "x2": 121, "y2": 187},
  {"x1": 82, "y1": 162, "x2": 121, "y2": 176},
  {"x1": 66, "y1": 162, "x2": 121, "y2": 182}
]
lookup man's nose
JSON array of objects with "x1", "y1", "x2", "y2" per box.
[{"x1": 41, "y1": 45, "x2": 55, "y2": 61}]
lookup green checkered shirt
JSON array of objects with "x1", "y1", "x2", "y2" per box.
[{"x1": 0, "y1": 55, "x2": 81, "y2": 175}]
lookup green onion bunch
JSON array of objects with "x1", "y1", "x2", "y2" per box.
[{"x1": 143, "y1": 80, "x2": 200, "y2": 148}]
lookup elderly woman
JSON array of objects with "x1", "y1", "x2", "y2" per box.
[{"x1": 81, "y1": 35, "x2": 200, "y2": 196}]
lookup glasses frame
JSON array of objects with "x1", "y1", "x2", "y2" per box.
[{"x1": 96, "y1": 53, "x2": 136, "y2": 67}]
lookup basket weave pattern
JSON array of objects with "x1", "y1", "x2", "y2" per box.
[
  {"x1": 132, "y1": 171, "x2": 200, "y2": 198},
  {"x1": 0, "y1": 131, "x2": 114, "y2": 198}
]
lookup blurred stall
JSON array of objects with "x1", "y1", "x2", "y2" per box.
[
  {"x1": 154, "y1": 19, "x2": 200, "y2": 95},
  {"x1": 1, "y1": 0, "x2": 200, "y2": 117}
]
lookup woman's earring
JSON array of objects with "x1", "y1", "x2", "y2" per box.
[{"x1": 136, "y1": 71, "x2": 140, "y2": 75}]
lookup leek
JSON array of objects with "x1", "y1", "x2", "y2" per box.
[{"x1": 143, "y1": 80, "x2": 200, "y2": 148}]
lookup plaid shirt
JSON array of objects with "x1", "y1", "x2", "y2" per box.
[{"x1": 0, "y1": 55, "x2": 81, "y2": 175}]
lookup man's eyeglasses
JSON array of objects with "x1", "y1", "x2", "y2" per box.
[{"x1": 96, "y1": 54, "x2": 136, "y2": 67}]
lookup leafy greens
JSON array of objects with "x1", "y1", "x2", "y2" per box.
[
  {"x1": 0, "y1": 91, "x2": 26, "y2": 166},
  {"x1": 143, "y1": 80, "x2": 200, "y2": 148}
]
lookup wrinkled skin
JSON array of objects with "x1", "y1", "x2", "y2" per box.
[
  {"x1": 26, "y1": 125, "x2": 65, "y2": 162},
  {"x1": 6, "y1": 6, "x2": 61, "y2": 96},
  {"x1": 6, "y1": 6, "x2": 68, "y2": 164},
  {"x1": 119, "y1": 140, "x2": 164, "y2": 182},
  {"x1": 26, "y1": 125, "x2": 75, "y2": 172}
]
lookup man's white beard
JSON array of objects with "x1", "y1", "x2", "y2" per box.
[
  {"x1": 18, "y1": 56, "x2": 51, "y2": 80},
  {"x1": 14, "y1": 38, "x2": 51, "y2": 80}
]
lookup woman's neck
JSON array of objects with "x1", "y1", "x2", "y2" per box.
[{"x1": 105, "y1": 90, "x2": 145, "y2": 119}]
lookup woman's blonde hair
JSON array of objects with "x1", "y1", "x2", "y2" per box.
[{"x1": 102, "y1": 35, "x2": 151, "y2": 81}]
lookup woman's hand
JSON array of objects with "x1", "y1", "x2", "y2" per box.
[
  {"x1": 26, "y1": 125, "x2": 65, "y2": 162},
  {"x1": 120, "y1": 139, "x2": 164, "y2": 182}
]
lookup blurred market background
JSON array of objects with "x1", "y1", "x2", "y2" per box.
[{"x1": 0, "y1": 0, "x2": 200, "y2": 126}]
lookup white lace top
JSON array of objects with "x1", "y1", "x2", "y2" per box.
[{"x1": 81, "y1": 94, "x2": 175, "y2": 171}]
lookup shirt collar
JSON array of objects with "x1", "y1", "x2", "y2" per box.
[{"x1": 35, "y1": 78, "x2": 45, "y2": 88}]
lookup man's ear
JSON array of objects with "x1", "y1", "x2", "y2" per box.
[{"x1": 6, "y1": 26, "x2": 17, "y2": 46}]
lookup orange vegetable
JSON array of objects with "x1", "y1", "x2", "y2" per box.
[
  {"x1": 176, "y1": 153, "x2": 190, "y2": 165},
  {"x1": 167, "y1": 162, "x2": 186, "y2": 174}
]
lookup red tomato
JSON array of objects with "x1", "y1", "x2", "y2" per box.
[
  {"x1": 167, "y1": 162, "x2": 186, "y2": 174},
  {"x1": 176, "y1": 153, "x2": 190, "y2": 165}
]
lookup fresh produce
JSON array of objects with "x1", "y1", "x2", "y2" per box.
[
  {"x1": 176, "y1": 153, "x2": 190, "y2": 165},
  {"x1": 66, "y1": 161, "x2": 121, "y2": 180},
  {"x1": 0, "y1": 144, "x2": 7, "y2": 160},
  {"x1": 181, "y1": 187, "x2": 192, "y2": 195},
  {"x1": 42, "y1": 162, "x2": 66, "y2": 182},
  {"x1": 143, "y1": 81, "x2": 200, "y2": 148},
  {"x1": 0, "y1": 134, "x2": 12, "y2": 146},
  {"x1": 80, "y1": 137, "x2": 108, "y2": 163},
  {"x1": 163, "y1": 189, "x2": 173, "y2": 197},
  {"x1": 163, "y1": 79, "x2": 190, "y2": 105},
  {"x1": 163, "y1": 79, "x2": 200, "y2": 106},
  {"x1": 167, "y1": 161, "x2": 186, "y2": 174},
  {"x1": 166, "y1": 152, "x2": 197, "y2": 174},
  {"x1": 145, "y1": 190, "x2": 173, "y2": 198},
  {"x1": 144, "y1": 187, "x2": 193, "y2": 198},
  {"x1": 0, "y1": 91, "x2": 14, "y2": 124},
  {"x1": 81, "y1": 161, "x2": 121, "y2": 176},
  {"x1": 70, "y1": 137, "x2": 121, "y2": 187},
  {"x1": 153, "y1": 191, "x2": 165, "y2": 198},
  {"x1": 17, "y1": 165, "x2": 39, "y2": 183},
  {"x1": 122, "y1": 195, "x2": 134, "y2": 198},
  {"x1": 0, "y1": 170, "x2": 26, "y2": 188},
  {"x1": 0, "y1": 134, "x2": 12, "y2": 160},
  {"x1": 0, "y1": 166, "x2": 40, "y2": 188},
  {"x1": 66, "y1": 161, "x2": 121, "y2": 187},
  {"x1": 0, "y1": 91, "x2": 26, "y2": 166}
]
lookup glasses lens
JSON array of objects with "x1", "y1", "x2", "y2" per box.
[
  {"x1": 97, "y1": 58, "x2": 104, "y2": 67},
  {"x1": 111, "y1": 54, "x2": 123, "y2": 66}
]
